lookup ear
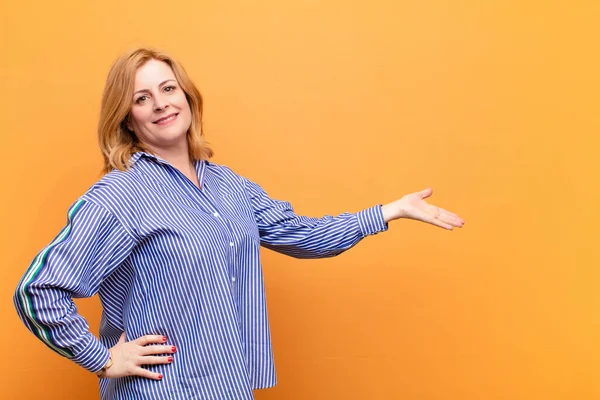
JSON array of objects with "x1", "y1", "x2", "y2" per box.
[
  {"x1": 124, "y1": 116, "x2": 134, "y2": 132},
  {"x1": 121, "y1": 119, "x2": 134, "y2": 133}
]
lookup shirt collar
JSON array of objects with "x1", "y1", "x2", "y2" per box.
[
  {"x1": 130, "y1": 151, "x2": 168, "y2": 166},
  {"x1": 131, "y1": 151, "x2": 208, "y2": 188}
]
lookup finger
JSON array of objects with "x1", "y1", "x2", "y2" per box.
[
  {"x1": 431, "y1": 219, "x2": 454, "y2": 230},
  {"x1": 140, "y1": 345, "x2": 177, "y2": 356},
  {"x1": 437, "y1": 209, "x2": 465, "y2": 226},
  {"x1": 133, "y1": 366, "x2": 163, "y2": 381},
  {"x1": 429, "y1": 206, "x2": 464, "y2": 225},
  {"x1": 438, "y1": 207, "x2": 464, "y2": 222},
  {"x1": 435, "y1": 213, "x2": 461, "y2": 228},
  {"x1": 136, "y1": 334, "x2": 168, "y2": 346},
  {"x1": 420, "y1": 210, "x2": 452, "y2": 230},
  {"x1": 419, "y1": 188, "x2": 433, "y2": 199},
  {"x1": 414, "y1": 207, "x2": 455, "y2": 230},
  {"x1": 438, "y1": 217, "x2": 461, "y2": 228},
  {"x1": 139, "y1": 355, "x2": 174, "y2": 366}
]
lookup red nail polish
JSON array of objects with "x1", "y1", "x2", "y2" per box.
[
  {"x1": 162, "y1": 336, "x2": 167, "y2": 343},
  {"x1": 168, "y1": 356, "x2": 173, "y2": 363},
  {"x1": 158, "y1": 374, "x2": 163, "y2": 380},
  {"x1": 172, "y1": 346, "x2": 177, "y2": 353}
]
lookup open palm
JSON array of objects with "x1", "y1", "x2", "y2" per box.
[{"x1": 384, "y1": 188, "x2": 465, "y2": 230}]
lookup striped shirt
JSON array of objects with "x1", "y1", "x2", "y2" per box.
[{"x1": 14, "y1": 152, "x2": 388, "y2": 399}]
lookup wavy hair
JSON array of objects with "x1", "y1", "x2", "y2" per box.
[{"x1": 98, "y1": 47, "x2": 213, "y2": 173}]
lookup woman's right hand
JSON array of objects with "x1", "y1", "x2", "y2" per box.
[{"x1": 102, "y1": 332, "x2": 175, "y2": 380}]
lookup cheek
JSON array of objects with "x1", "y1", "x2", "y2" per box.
[
  {"x1": 183, "y1": 103, "x2": 192, "y2": 119},
  {"x1": 175, "y1": 94, "x2": 192, "y2": 113},
  {"x1": 130, "y1": 106, "x2": 152, "y2": 128}
]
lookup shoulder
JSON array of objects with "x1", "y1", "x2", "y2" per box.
[
  {"x1": 73, "y1": 168, "x2": 147, "y2": 238},
  {"x1": 80, "y1": 168, "x2": 143, "y2": 213},
  {"x1": 205, "y1": 161, "x2": 247, "y2": 186}
]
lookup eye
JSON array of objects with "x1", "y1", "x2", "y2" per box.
[
  {"x1": 164, "y1": 85, "x2": 177, "y2": 93},
  {"x1": 135, "y1": 95, "x2": 148, "y2": 104}
]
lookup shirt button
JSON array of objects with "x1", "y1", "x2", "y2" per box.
[
  {"x1": 231, "y1": 277, "x2": 236, "y2": 282},
  {"x1": 229, "y1": 242, "x2": 234, "y2": 247},
  {"x1": 213, "y1": 212, "x2": 219, "y2": 217}
]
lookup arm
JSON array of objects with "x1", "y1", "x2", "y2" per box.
[
  {"x1": 244, "y1": 178, "x2": 465, "y2": 259},
  {"x1": 244, "y1": 178, "x2": 388, "y2": 259},
  {"x1": 14, "y1": 199, "x2": 135, "y2": 373}
]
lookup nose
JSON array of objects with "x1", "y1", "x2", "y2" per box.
[{"x1": 154, "y1": 96, "x2": 169, "y2": 112}]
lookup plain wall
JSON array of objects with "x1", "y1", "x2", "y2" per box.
[{"x1": 1, "y1": 0, "x2": 598, "y2": 399}]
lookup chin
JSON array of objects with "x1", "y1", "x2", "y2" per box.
[{"x1": 156, "y1": 124, "x2": 187, "y2": 136}]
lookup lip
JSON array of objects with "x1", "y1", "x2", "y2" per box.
[{"x1": 153, "y1": 113, "x2": 178, "y2": 125}]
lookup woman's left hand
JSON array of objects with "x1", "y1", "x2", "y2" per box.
[{"x1": 381, "y1": 188, "x2": 465, "y2": 230}]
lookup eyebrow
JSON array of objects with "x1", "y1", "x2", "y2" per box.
[{"x1": 133, "y1": 79, "x2": 177, "y2": 96}]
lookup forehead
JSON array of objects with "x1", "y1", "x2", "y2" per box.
[{"x1": 134, "y1": 59, "x2": 176, "y2": 88}]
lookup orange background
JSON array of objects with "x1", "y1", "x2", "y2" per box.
[{"x1": 2, "y1": 1, "x2": 599, "y2": 399}]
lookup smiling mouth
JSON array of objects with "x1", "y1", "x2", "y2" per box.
[{"x1": 154, "y1": 113, "x2": 179, "y2": 125}]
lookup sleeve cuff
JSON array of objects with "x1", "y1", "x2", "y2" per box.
[
  {"x1": 356, "y1": 205, "x2": 388, "y2": 237},
  {"x1": 71, "y1": 333, "x2": 110, "y2": 373}
]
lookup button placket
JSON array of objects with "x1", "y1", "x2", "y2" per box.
[
  {"x1": 228, "y1": 239, "x2": 236, "y2": 283},
  {"x1": 214, "y1": 212, "x2": 237, "y2": 286},
  {"x1": 200, "y1": 179, "x2": 238, "y2": 288}
]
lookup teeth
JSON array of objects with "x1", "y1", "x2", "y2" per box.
[{"x1": 158, "y1": 114, "x2": 176, "y2": 123}]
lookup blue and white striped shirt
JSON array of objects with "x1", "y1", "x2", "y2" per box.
[{"x1": 14, "y1": 152, "x2": 387, "y2": 399}]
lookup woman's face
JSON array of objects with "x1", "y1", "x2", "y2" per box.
[{"x1": 128, "y1": 59, "x2": 192, "y2": 154}]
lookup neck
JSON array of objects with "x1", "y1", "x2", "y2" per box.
[
  {"x1": 159, "y1": 150, "x2": 193, "y2": 172},
  {"x1": 147, "y1": 143, "x2": 199, "y2": 187},
  {"x1": 148, "y1": 140, "x2": 191, "y2": 167}
]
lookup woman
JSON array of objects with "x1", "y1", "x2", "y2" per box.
[{"x1": 14, "y1": 47, "x2": 464, "y2": 400}]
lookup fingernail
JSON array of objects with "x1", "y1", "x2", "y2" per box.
[
  {"x1": 172, "y1": 346, "x2": 177, "y2": 353},
  {"x1": 162, "y1": 336, "x2": 167, "y2": 343},
  {"x1": 158, "y1": 374, "x2": 163, "y2": 380},
  {"x1": 168, "y1": 356, "x2": 173, "y2": 363}
]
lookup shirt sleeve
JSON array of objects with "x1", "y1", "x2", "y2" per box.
[
  {"x1": 13, "y1": 198, "x2": 136, "y2": 373},
  {"x1": 244, "y1": 177, "x2": 388, "y2": 259}
]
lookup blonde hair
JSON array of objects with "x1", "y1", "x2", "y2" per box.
[{"x1": 98, "y1": 47, "x2": 213, "y2": 173}]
